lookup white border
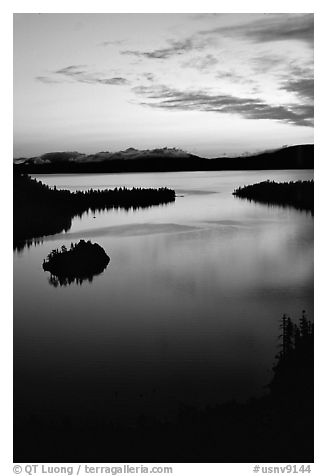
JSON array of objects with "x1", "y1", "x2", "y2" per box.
[{"x1": 2, "y1": 2, "x2": 325, "y2": 475}]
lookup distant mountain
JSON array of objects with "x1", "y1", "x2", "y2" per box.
[
  {"x1": 14, "y1": 147, "x2": 199, "y2": 165},
  {"x1": 13, "y1": 144, "x2": 313, "y2": 173}
]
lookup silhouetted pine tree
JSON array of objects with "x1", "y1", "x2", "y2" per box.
[{"x1": 270, "y1": 311, "x2": 313, "y2": 400}]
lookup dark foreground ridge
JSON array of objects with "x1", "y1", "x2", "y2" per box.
[
  {"x1": 14, "y1": 144, "x2": 314, "y2": 173},
  {"x1": 42, "y1": 240, "x2": 110, "y2": 286},
  {"x1": 233, "y1": 180, "x2": 314, "y2": 213},
  {"x1": 13, "y1": 172, "x2": 175, "y2": 249},
  {"x1": 14, "y1": 314, "x2": 313, "y2": 463}
]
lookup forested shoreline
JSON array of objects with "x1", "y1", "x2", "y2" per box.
[
  {"x1": 13, "y1": 172, "x2": 175, "y2": 249},
  {"x1": 233, "y1": 180, "x2": 314, "y2": 213}
]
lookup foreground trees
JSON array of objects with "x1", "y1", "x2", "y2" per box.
[{"x1": 14, "y1": 313, "x2": 313, "y2": 462}]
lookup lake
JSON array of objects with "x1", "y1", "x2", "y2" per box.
[{"x1": 14, "y1": 170, "x2": 313, "y2": 425}]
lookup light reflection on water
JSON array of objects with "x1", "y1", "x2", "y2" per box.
[{"x1": 14, "y1": 170, "x2": 313, "y2": 422}]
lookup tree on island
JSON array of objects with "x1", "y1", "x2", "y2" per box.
[{"x1": 42, "y1": 240, "x2": 110, "y2": 286}]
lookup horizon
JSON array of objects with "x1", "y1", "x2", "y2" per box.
[
  {"x1": 14, "y1": 13, "x2": 313, "y2": 158},
  {"x1": 13, "y1": 142, "x2": 313, "y2": 161}
]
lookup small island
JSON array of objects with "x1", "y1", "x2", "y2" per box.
[
  {"x1": 42, "y1": 240, "x2": 110, "y2": 286},
  {"x1": 233, "y1": 180, "x2": 313, "y2": 213}
]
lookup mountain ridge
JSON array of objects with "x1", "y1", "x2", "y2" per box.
[
  {"x1": 13, "y1": 144, "x2": 314, "y2": 173},
  {"x1": 13, "y1": 147, "x2": 198, "y2": 164}
]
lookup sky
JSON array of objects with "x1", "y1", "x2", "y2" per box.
[{"x1": 13, "y1": 13, "x2": 314, "y2": 158}]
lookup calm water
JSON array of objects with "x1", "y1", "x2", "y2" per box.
[{"x1": 14, "y1": 170, "x2": 313, "y2": 423}]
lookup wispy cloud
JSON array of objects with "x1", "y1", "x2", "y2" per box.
[
  {"x1": 37, "y1": 65, "x2": 129, "y2": 86},
  {"x1": 245, "y1": 14, "x2": 313, "y2": 45},
  {"x1": 119, "y1": 14, "x2": 313, "y2": 79},
  {"x1": 54, "y1": 65, "x2": 87, "y2": 77},
  {"x1": 215, "y1": 70, "x2": 255, "y2": 84},
  {"x1": 188, "y1": 13, "x2": 225, "y2": 21},
  {"x1": 35, "y1": 76, "x2": 61, "y2": 84},
  {"x1": 133, "y1": 84, "x2": 313, "y2": 127},
  {"x1": 199, "y1": 14, "x2": 313, "y2": 46},
  {"x1": 121, "y1": 38, "x2": 202, "y2": 59},
  {"x1": 99, "y1": 39, "x2": 126, "y2": 47},
  {"x1": 251, "y1": 54, "x2": 286, "y2": 74}
]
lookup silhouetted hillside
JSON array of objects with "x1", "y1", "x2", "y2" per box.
[
  {"x1": 233, "y1": 180, "x2": 314, "y2": 213},
  {"x1": 14, "y1": 313, "x2": 313, "y2": 463},
  {"x1": 14, "y1": 172, "x2": 175, "y2": 249},
  {"x1": 14, "y1": 144, "x2": 314, "y2": 173}
]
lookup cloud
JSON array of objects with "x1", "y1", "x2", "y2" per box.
[
  {"x1": 215, "y1": 70, "x2": 255, "y2": 85},
  {"x1": 35, "y1": 76, "x2": 61, "y2": 84},
  {"x1": 251, "y1": 54, "x2": 286, "y2": 74},
  {"x1": 133, "y1": 84, "x2": 313, "y2": 127},
  {"x1": 121, "y1": 38, "x2": 202, "y2": 59},
  {"x1": 37, "y1": 65, "x2": 129, "y2": 86},
  {"x1": 245, "y1": 14, "x2": 313, "y2": 45},
  {"x1": 99, "y1": 39, "x2": 126, "y2": 47},
  {"x1": 189, "y1": 13, "x2": 225, "y2": 21},
  {"x1": 281, "y1": 78, "x2": 314, "y2": 101},
  {"x1": 95, "y1": 77, "x2": 128, "y2": 85},
  {"x1": 55, "y1": 65, "x2": 88, "y2": 76},
  {"x1": 199, "y1": 14, "x2": 313, "y2": 46},
  {"x1": 143, "y1": 73, "x2": 155, "y2": 81},
  {"x1": 182, "y1": 54, "x2": 219, "y2": 71},
  {"x1": 120, "y1": 14, "x2": 313, "y2": 70}
]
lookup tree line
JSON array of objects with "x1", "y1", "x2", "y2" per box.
[
  {"x1": 233, "y1": 180, "x2": 313, "y2": 213},
  {"x1": 13, "y1": 172, "x2": 175, "y2": 249}
]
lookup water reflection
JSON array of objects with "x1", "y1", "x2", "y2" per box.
[
  {"x1": 14, "y1": 171, "x2": 175, "y2": 252},
  {"x1": 14, "y1": 201, "x2": 175, "y2": 252},
  {"x1": 14, "y1": 170, "x2": 314, "y2": 457},
  {"x1": 47, "y1": 271, "x2": 107, "y2": 287}
]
